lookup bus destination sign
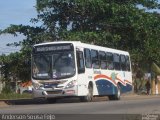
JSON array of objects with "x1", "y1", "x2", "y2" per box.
[{"x1": 33, "y1": 44, "x2": 73, "y2": 53}]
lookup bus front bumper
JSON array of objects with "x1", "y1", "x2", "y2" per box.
[{"x1": 32, "y1": 89, "x2": 77, "y2": 99}]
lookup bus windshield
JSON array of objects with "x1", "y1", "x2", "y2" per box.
[{"x1": 32, "y1": 51, "x2": 75, "y2": 80}]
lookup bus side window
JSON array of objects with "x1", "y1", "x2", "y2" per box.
[
  {"x1": 120, "y1": 55, "x2": 126, "y2": 71},
  {"x1": 113, "y1": 53, "x2": 120, "y2": 70},
  {"x1": 106, "y1": 52, "x2": 114, "y2": 70},
  {"x1": 84, "y1": 48, "x2": 92, "y2": 68},
  {"x1": 126, "y1": 56, "x2": 131, "y2": 71},
  {"x1": 91, "y1": 50, "x2": 100, "y2": 69},
  {"x1": 99, "y1": 51, "x2": 107, "y2": 69},
  {"x1": 77, "y1": 51, "x2": 85, "y2": 74}
]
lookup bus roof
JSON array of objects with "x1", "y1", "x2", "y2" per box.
[
  {"x1": 34, "y1": 41, "x2": 129, "y2": 55},
  {"x1": 34, "y1": 41, "x2": 81, "y2": 46}
]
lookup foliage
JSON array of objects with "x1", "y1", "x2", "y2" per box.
[
  {"x1": 0, "y1": 25, "x2": 46, "y2": 83},
  {"x1": 1, "y1": 84, "x2": 12, "y2": 94},
  {"x1": 0, "y1": 0, "x2": 160, "y2": 84},
  {"x1": 0, "y1": 52, "x2": 31, "y2": 83},
  {"x1": 35, "y1": 0, "x2": 160, "y2": 66},
  {"x1": 0, "y1": 93, "x2": 32, "y2": 100}
]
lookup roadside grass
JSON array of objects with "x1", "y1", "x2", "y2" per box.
[{"x1": 0, "y1": 93, "x2": 32, "y2": 100}]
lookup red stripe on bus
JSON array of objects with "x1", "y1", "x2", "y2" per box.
[{"x1": 94, "y1": 74, "x2": 117, "y2": 85}]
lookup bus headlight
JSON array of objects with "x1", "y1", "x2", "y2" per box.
[
  {"x1": 65, "y1": 80, "x2": 76, "y2": 89},
  {"x1": 32, "y1": 81, "x2": 43, "y2": 90}
]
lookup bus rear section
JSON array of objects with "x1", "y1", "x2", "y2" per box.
[{"x1": 76, "y1": 45, "x2": 133, "y2": 101}]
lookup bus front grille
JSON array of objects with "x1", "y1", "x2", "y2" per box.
[{"x1": 46, "y1": 90, "x2": 62, "y2": 94}]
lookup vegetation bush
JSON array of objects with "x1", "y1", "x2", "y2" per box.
[
  {"x1": 0, "y1": 93, "x2": 32, "y2": 100},
  {"x1": 1, "y1": 85, "x2": 12, "y2": 94}
]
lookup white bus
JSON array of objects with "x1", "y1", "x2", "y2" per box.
[{"x1": 31, "y1": 41, "x2": 132, "y2": 102}]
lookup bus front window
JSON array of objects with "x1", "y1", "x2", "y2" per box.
[
  {"x1": 32, "y1": 51, "x2": 75, "y2": 80},
  {"x1": 32, "y1": 55, "x2": 52, "y2": 79},
  {"x1": 52, "y1": 52, "x2": 75, "y2": 79}
]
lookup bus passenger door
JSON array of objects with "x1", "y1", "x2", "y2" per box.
[
  {"x1": 76, "y1": 50, "x2": 88, "y2": 96},
  {"x1": 77, "y1": 51, "x2": 85, "y2": 74}
]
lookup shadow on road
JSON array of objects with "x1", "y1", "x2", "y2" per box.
[
  {"x1": 3, "y1": 98, "x2": 47, "y2": 105},
  {"x1": 3, "y1": 96, "x2": 108, "y2": 105}
]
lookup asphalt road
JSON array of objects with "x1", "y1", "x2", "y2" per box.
[{"x1": 0, "y1": 96, "x2": 160, "y2": 120}]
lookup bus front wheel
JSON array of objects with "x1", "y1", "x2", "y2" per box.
[{"x1": 80, "y1": 84, "x2": 93, "y2": 102}]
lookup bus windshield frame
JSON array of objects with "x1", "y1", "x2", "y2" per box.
[{"x1": 32, "y1": 43, "x2": 76, "y2": 80}]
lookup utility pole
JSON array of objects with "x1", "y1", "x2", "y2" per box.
[{"x1": 0, "y1": 62, "x2": 2, "y2": 93}]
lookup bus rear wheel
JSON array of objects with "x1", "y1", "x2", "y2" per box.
[
  {"x1": 108, "y1": 85, "x2": 121, "y2": 100},
  {"x1": 80, "y1": 85, "x2": 93, "y2": 102}
]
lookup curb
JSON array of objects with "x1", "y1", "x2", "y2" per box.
[
  {"x1": 0, "y1": 98, "x2": 34, "y2": 107},
  {"x1": 121, "y1": 94, "x2": 160, "y2": 100}
]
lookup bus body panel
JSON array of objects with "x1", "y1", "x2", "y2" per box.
[
  {"x1": 31, "y1": 41, "x2": 133, "y2": 99},
  {"x1": 74, "y1": 42, "x2": 132, "y2": 97}
]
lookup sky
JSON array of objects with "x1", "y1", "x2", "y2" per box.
[
  {"x1": 0, "y1": 0, "x2": 37, "y2": 54},
  {"x1": 0, "y1": 0, "x2": 160, "y2": 55}
]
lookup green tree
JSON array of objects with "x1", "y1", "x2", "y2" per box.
[
  {"x1": 0, "y1": 0, "x2": 160, "y2": 84},
  {"x1": 0, "y1": 52, "x2": 31, "y2": 83},
  {"x1": 35, "y1": 0, "x2": 160, "y2": 65}
]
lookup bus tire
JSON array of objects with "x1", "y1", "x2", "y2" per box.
[
  {"x1": 108, "y1": 85, "x2": 121, "y2": 100},
  {"x1": 80, "y1": 84, "x2": 93, "y2": 102},
  {"x1": 46, "y1": 98, "x2": 57, "y2": 103}
]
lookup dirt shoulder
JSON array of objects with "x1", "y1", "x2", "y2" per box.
[{"x1": 0, "y1": 101, "x2": 9, "y2": 107}]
